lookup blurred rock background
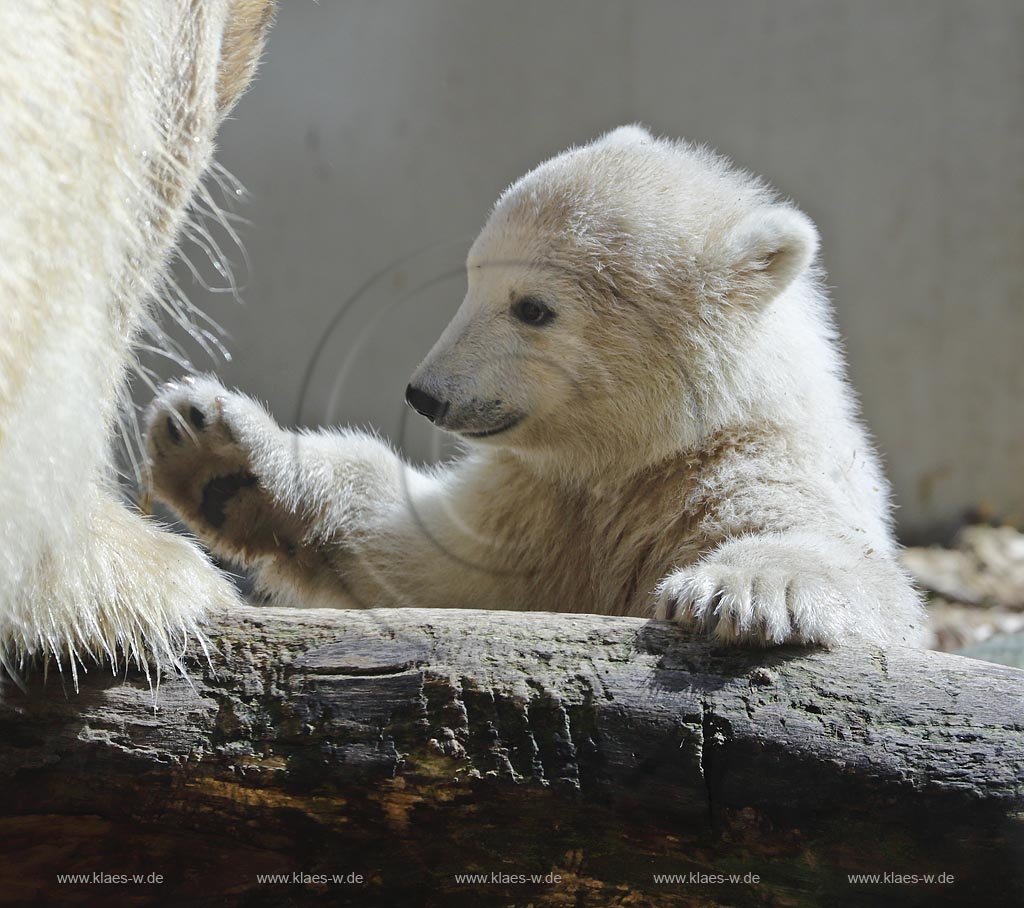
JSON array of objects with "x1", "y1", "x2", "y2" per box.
[{"x1": 903, "y1": 524, "x2": 1024, "y2": 666}]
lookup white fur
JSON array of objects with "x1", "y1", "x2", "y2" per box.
[
  {"x1": 146, "y1": 127, "x2": 924, "y2": 648},
  {"x1": 0, "y1": 0, "x2": 273, "y2": 686}
]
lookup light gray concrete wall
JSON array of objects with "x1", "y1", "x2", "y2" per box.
[{"x1": 168, "y1": 0, "x2": 1024, "y2": 539}]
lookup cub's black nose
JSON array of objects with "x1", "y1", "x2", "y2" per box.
[{"x1": 405, "y1": 384, "x2": 448, "y2": 423}]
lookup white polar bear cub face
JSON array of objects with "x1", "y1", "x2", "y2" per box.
[{"x1": 407, "y1": 125, "x2": 820, "y2": 475}]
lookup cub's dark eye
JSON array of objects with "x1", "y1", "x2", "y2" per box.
[{"x1": 511, "y1": 296, "x2": 554, "y2": 326}]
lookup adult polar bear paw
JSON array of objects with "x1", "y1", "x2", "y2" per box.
[
  {"x1": 0, "y1": 494, "x2": 240, "y2": 690},
  {"x1": 653, "y1": 533, "x2": 907, "y2": 647}
]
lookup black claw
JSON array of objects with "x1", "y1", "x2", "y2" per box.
[
  {"x1": 188, "y1": 405, "x2": 206, "y2": 430},
  {"x1": 165, "y1": 415, "x2": 181, "y2": 443}
]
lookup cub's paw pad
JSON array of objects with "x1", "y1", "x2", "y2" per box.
[
  {"x1": 143, "y1": 377, "x2": 258, "y2": 523},
  {"x1": 162, "y1": 402, "x2": 211, "y2": 443},
  {"x1": 199, "y1": 471, "x2": 258, "y2": 528},
  {"x1": 145, "y1": 377, "x2": 237, "y2": 457}
]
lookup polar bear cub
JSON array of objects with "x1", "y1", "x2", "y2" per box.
[{"x1": 146, "y1": 126, "x2": 924, "y2": 647}]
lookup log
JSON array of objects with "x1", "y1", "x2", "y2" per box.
[{"x1": 1, "y1": 605, "x2": 1022, "y2": 907}]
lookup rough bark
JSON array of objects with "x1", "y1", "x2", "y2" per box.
[{"x1": 1, "y1": 605, "x2": 1022, "y2": 907}]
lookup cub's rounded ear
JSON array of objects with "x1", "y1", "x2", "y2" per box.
[
  {"x1": 597, "y1": 124, "x2": 654, "y2": 148},
  {"x1": 726, "y1": 206, "x2": 819, "y2": 305}
]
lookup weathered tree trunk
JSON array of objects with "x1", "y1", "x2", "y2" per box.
[{"x1": 1, "y1": 605, "x2": 1022, "y2": 907}]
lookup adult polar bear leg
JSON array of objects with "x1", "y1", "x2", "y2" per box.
[
  {"x1": 654, "y1": 530, "x2": 925, "y2": 648},
  {"x1": 2, "y1": 493, "x2": 238, "y2": 687},
  {"x1": 144, "y1": 378, "x2": 506, "y2": 611},
  {"x1": 0, "y1": 1, "x2": 274, "y2": 683}
]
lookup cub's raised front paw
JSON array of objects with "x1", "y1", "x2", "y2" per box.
[{"x1": 144, "y1": 376, "x2": 280, "y2": 555}]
